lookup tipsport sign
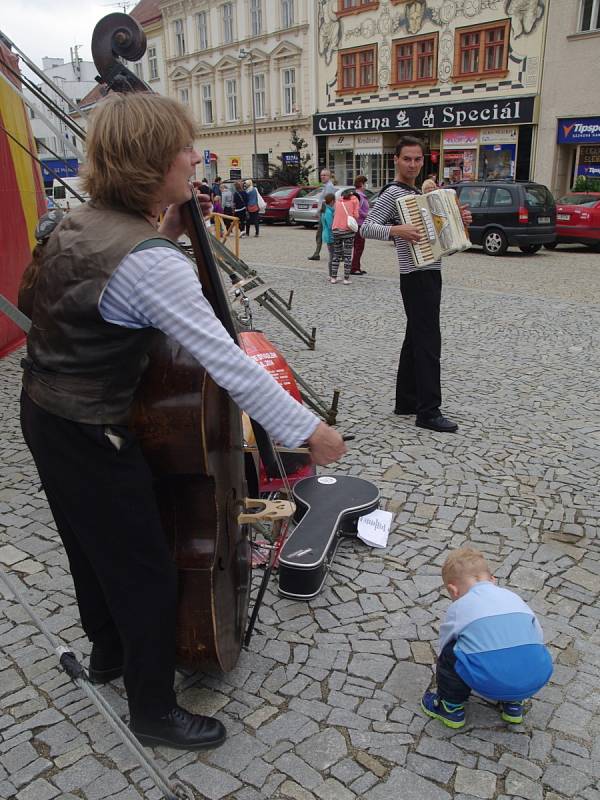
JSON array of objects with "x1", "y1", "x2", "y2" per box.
[{"x1": 558, "y1": 118, "x2": 600, "y2": 145}]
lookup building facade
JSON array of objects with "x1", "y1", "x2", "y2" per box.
[
  {"x1": 28, "y1": 53, "x2": 96, "y2": 188},
  {"x1": 535, "y1": 0, "x2": 600, "y2": 196},
  {"x1": 159, "y1": 0, "x2": 315, "y2": 181},
  {"x1": 313, "y1": 0, "x2": 549, "y2": 189}
]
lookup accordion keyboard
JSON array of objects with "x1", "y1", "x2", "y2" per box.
[{"x1": 400, "y1": 196, "x2": 436, "y2": 267}]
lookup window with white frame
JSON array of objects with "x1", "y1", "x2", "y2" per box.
[
  {"x1": 196, "y1": 11, "x2": 208, "y2": 49},
  {"x1": 148, "y1": 46, "x2": 158, "y2": 79},
  {"x1": 179, "y1": 87, "x2": 189, "y2": 105},
  {"x1": 202, "y1": 84, "x2": 214, "y2": 123},
  {"x1": 253, "y1": 73, "x2": 266, "y2": 118},
  {"x1": 251, "y1": 0, "x2": 262, "y2": 35},
  {"x1": 580, "y1": 0, "x2": 600, "y2": 30},
  {"x1": 133, "y1": 61, "x2": 143, "y2": 79},
  {"x1": 282, "y1": 67, "x2": 296, "y2": 115},
  {"x1": 222, "y1": 3, "x2": 234, "y2": 43},
  {"x1": 225, "y1": 78, "x2": 238, "y2": 121},
  {"x1": 281, "y1": 0, "x2": 294, "y2": 27},
  {"x1": 174, "y1": 19, "x2": 186, "y2": 56}
]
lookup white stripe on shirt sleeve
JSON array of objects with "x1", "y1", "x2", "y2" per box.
[{"x1": 99, "y1": 247, "x2": 320, "y2": 447}]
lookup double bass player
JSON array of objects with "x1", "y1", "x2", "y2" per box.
[{"x1": 19, "y1": 92, "x2": 346, "y2": 750}]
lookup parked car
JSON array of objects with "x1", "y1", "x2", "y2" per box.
[
  {"x1": 453, "y1": 180, "x2": 556, "y2": 256},
  {"x1": 289, "y1": 185, "x2": 375, "y2": 227},
  {"x1": 260, "y1": 185, "x2": 312, "y2": 224},
  {"x1": 51, "y1": 177, "x2": 89, "y2": 211},
  {"x1": 545, "y1": 192, "x2": 600, "y2": 251}
]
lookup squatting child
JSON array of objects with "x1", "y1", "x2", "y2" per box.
[{"x1": 421, "y1": 547, "x2": 553, "y2": 729}]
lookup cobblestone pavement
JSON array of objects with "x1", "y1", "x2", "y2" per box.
[{"x1": 1, "y1": 225, "x2": 599, "y2": 800}]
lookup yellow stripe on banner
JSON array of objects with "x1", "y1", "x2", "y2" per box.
[{"x1": 0, "y1": 77, "x2": 44, "y2": 248}]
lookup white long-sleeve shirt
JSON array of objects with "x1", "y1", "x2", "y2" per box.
[{"x1": 98, "y1": 245, "x2": 320, "y2": 447}]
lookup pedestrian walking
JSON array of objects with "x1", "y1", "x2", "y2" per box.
[
  {"x1": 244, "y1": 179, "x2": 261, "y2": 237},
  {"x1": 350, "y1": 175, "x2": 370, "y2": 276},
  {"x1": 233, "y1": 180, "x2": 247, "y2": 236},
  {"x1": 330, "y1": 188, "x2": 359, "y2": 285},
  {"x1": 308, "y1": 168, "x2": 335, "y2": 261}
]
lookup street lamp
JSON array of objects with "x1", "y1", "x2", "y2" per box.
[{"x1": 238, "y1": 48, "x2": 258, "y2": 178}]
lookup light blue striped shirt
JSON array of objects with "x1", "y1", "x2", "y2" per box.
[{"x1": 98, "y1": 246, "x2": 319, "y2": 447}]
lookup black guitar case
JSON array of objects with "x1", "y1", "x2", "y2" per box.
[{"x1": 278, "y1": 474, "x2": 380, "y2": 600}]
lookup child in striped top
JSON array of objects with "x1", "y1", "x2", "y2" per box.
[{"x1": 421, "y1": 547, "x2": 553, "y2": 729}]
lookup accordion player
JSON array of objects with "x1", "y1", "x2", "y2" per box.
[{"x1": 395, "y1": 188, "x2": 471, "y2": 268}]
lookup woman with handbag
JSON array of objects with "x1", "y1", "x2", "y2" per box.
[
  {"x1": 243, "y1": 179, "x2": 261, "y2": 237},
  {"x1": 329, "y1": 188, "x2": 359, "y2": 284}
]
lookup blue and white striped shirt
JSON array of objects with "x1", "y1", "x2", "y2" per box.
[
  {"x1": 361, "y1": 183, "x2": 442, "y2": 276},
  {"x1": 98, "y1": 246, "x2": 319, "y2": 447}
]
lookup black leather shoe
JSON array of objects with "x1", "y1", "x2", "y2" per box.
[
  {"x1": 130, "y1": 706, "x2": 226, "y2": 751},
  {"x1": 88, "y1": 643, "x2": 123, "y2": 684},
  {"x1": 307, "y1": 255, "x2": 320, "y2": 261},
  {"x1": 394, "y1": 406, "x2": 415, "y2": 415},
  {"x1": 416, "y1": 415, "x2": 458, "y2": 433}
]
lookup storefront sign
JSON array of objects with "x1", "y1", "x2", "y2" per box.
[
  {"x1": 41, "y1": 158, "x2": 79, "y2": 185},
  {"x1": 355, "y1": 134, "x2": 383, "y2": 154},
  {"x1": 228, "y1": 156, "x2": 241, "y2": 169},
  {"x1": 328, "y1": 134, "x2": 354, "y2": 151},
  {"x1": 480, "y1": 127, "x2": 518, "y2": 144},
  {"x1": 314, "y1": 96, "x2": 535, "y2": 135},
  {"x1": 557, "y1": 117, "x2": 600, "y2": 144},
  {"x1": 282, "y1": 151, "x2": 300, "y2": 166},
  {"x1": 577, "y1": 163, "x2": 600, "y2": 177},
  {"x1": 443, "y1": 129, "x2": 478, "y2": 146}
]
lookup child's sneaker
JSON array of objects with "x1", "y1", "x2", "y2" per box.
[
  {"x1": 330, "y1": 278, "x2": 338, "y2": 284},
  {"x1": 421, "y1": 691, "x2": 465, "y2": 729},
  {"x1": 500, "y1": 701, "x2": 524, "y2": 724},
  {"x1": 343, "y1": 278, "x2": 352, "y2": 285}
]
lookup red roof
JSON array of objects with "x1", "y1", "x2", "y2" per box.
[{"x1": 130, "y1": 0, "x2": 162, "y2": 26}]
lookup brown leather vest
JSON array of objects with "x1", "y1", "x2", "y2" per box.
[{"x1": 23, "y1": 203, "x2": 173, "y2": 425}]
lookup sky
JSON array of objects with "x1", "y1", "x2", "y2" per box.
[{"x1": 1, "y1": 0, "x2": 132, "y2": 68}]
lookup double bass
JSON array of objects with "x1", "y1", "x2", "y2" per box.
[{"x1": 91, "y1": 13, "x2": 259, "y2": 672}]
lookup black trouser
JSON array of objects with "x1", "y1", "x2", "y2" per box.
[
  {"x1": 20, "y1": 391, "x2": 178, "y2": 721},
  {"x1": 396, "y1": 269, "x2": 442, "y2": 419},
  {"x1": 246, "y1": 210, "x2": 259, "y2": 236},
  {"x1": 437, "y1": 641, "x2": 471, "y2": 704}
]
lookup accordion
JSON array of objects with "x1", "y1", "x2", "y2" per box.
[{"x1": 395, "y1": 188, "x2": 471, "y2": 268}]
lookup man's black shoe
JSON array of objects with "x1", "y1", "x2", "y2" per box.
[
  {"x1": 393, "y1": 406, "x2": 415, "y2": 415},
  {"x1": 307, "y1": 255, "x2": 320, "y2": 261},
  {"x1": 416, "y1": 415, "x2": 458, "y2": 433},
  {"x1": 88, "y1": 643, "x2": 124, "y2": 684},
  {"x1": 130, "y1": 706, "x2": 226, "y2": 751}
]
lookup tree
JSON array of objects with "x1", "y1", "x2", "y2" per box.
[
  {"x1": 573, "y1": 175, "x2": 600, "y2": 192},
  {"x1": 268, "y1": 128, "x2": 315, "y2": 186}
]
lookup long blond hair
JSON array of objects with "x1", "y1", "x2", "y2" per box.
[{"x1": 81, "y1": 93, "x2": 197, "y2": 214}]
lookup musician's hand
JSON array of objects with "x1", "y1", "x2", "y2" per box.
[
  {"x1": 307, "y1": 422, "x2": 346, "y2": 466},
  {"x1": 460, "y1": 204, "x2": 472, "y2": 226},
  {"x1": 389, "y1": 224, "x2": 424, "y2": 243},
  {"x1": 158, "y1": 185, "x2": 212, "y2": 240}
]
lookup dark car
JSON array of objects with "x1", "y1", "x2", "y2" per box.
[
  {"x1": 453, "y1": 180, "x2": 556, "y2": 256},
  {"x1": 260, "y1": 185, "x2": 312, "y2": 224},
  {"x1": 546, "y1": 192, "x2": 600, "y2": 251}
]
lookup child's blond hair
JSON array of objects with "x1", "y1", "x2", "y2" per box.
[
  {"x1": 421, "y1": 178, "x2": 437, "y2": 194},
  {"x1": 442, "y1": 547, "x2": 491, "y2": 587}
]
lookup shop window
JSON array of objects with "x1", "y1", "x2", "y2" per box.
[
  {"x1": 454, "y1": 20, "x2": 510, "y2": 79},
  {"x1": 579, "y1": 0, "x2": 600, "y2": 31},
  {"x1": 337, "y1": 0, "x2": 379, "y2": 17},
  {"x1": 392, "y1": 33, "x2": 438, "y2": 86},
  {"x1": 338, "y1": 45, "x2": 377, "y2": 94}
]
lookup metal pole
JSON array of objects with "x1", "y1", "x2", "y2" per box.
[{"x1": 249, "y1": 53, "x2": 258, "y2": 178}]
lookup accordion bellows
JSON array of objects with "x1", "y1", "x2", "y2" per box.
[{"x1": 395, "y1": 188, "x2": 471, "y2": 267}]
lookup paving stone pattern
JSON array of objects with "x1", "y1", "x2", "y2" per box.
[{"x1": 1, "y1": 228, "x2": 599, "y2": 799}]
